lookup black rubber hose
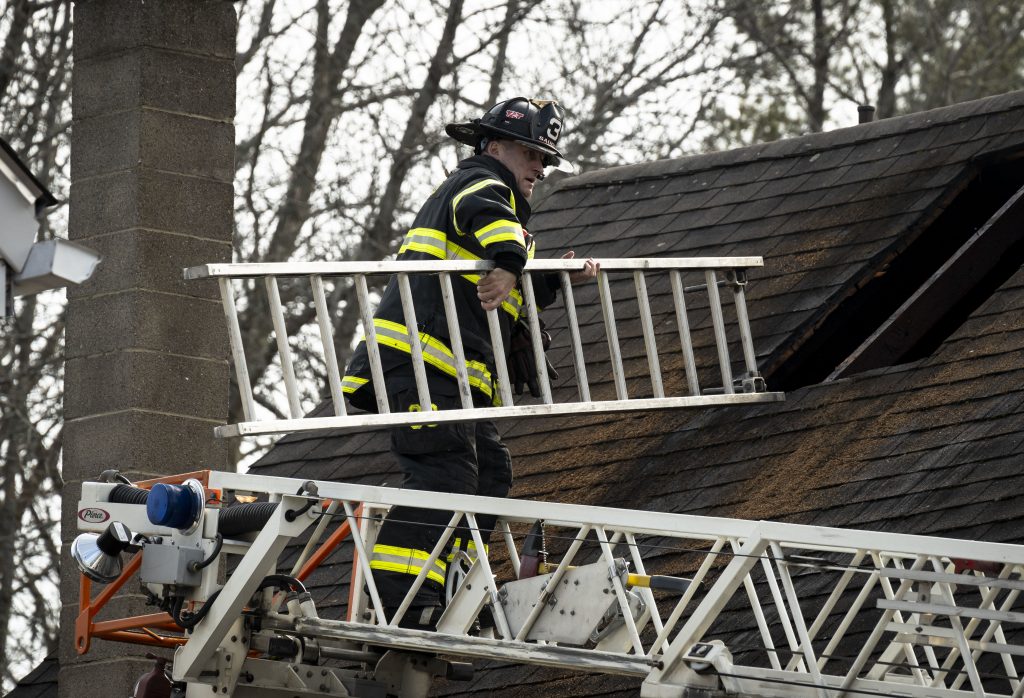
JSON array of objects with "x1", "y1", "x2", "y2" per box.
[
  {"x1": 255, "y1": 574, "x2": 307, "y2": 594},
  {"x1": 109, "y1": 484, "x2": 150, "y2": 505},
  {"x1": 187, "y1": 533, "x2": 223, "y2": 573},
  {"x1": 217, "y1": 502, "x2": 278, "y2": 538},
  {"x1": 285, "y1": 500, "x2": 315, "y2": 522},
  {"x1": 174, "y1": 589, "x2": 222, "y2": 630}
]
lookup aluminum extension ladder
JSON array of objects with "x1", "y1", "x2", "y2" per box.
[
  {"x1": 184, "y1": 257, "x2": 785, "y2": 438},
  {"x1": 75, "y1": 471, "x2": 1024, "y2": 698}
]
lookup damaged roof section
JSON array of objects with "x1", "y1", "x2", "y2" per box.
[{"x1": 247, "y1": 91, "x2": 1024, "y2": 696}]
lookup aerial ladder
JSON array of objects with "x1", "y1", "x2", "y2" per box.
[{"x1": 72, "y1": 257, "x2": 1024, "y2": 697}]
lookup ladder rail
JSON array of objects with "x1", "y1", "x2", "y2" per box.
[
  {"x1": 186, "y1": 257, "x2": 770, "y2": 278},
  {"x1": 205, "y1": 471, "x2": 1024, "y2": 562}
]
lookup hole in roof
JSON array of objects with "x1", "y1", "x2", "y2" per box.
[{"x1": 765, "y1": 154, "x2": 1024, "y2": 392}]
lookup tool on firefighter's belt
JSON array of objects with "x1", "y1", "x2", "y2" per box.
[
  {"x1": 507, "y1": 319, "x2": 558, "y2": 397},
  {"x1": 518, "y1": 520, "x2": 547, "y2": 579}
]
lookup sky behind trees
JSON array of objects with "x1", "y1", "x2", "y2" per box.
[{"x1": 2, "y1": 0, "x2": 1023, "y2": 689}]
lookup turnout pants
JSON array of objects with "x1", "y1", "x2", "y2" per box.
[{"x1": 369, "y1": 388, "x2": 512, "y2": 613}]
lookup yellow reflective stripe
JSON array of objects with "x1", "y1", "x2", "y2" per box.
[
  {"x1": 369, "y1": 560, "x2": 445, "y2": 586},
  {"x1": 399, "y1": 241, "x2": 445, "y2": 258},
  {"x1": 447, "y1": 538, "x2": 489, "y2": 562},
  {"x1": 409, "y1": 227, "x2": 446, "y2": 242},
  {"x1": 399, "y1": 228, "x2": 447, "y2": 259},
  {"x1": 373, "y1": 318, "x2": 493, "y2": 398},
  {"x1": 371, "y1": 544, "x2": 447, "y2": 585},
  {"x1": 475, "y1": 219, "x2": 524, "y2": 248},
  {"x1": 500, "y1": 296, "x2": 522, "y2": 320},
  {"x1": 446, "y1": 239, "x2": 480, "y2": 262},
  {"x1": 453, "y1": 178, "x2": 509, "y2": 213},
  {"x1": 398, "y1": 232, "x2": 519, "y2": 318},
  {"x1": 341, "y1": 375, "x2": 368, "y2": 394},
  {"x1": 452, "y1": 178, "x2": 514, "y2": 235},
  {"x1": 373, "y1": 543, "x2": 446, "y2": 565}
]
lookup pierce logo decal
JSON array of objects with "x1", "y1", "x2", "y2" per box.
[
  {"x1": 79, "y1": 508, "x2": 110, "y2": 523},
  {"x1": 505, "y1": 109, "x2": 525, "y2": 120}
]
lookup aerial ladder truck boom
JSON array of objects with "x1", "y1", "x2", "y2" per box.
[{"x1": 72, "y1": 258, "x2": 1024, "y2": 697}]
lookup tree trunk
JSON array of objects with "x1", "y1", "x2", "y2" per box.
[
  {"x1": 808, "y1": 0, "x2": 828, "y2": 132},
  {"x1": 0, "y1": 295, "x2": 36, "y2": 686},
  {"x1": 487, "y1": 0, "x2": 518, "y2": 105},
  {"x1": 333, "y1": 0, "x2": 467, "y2": 368},
  {"x1": 0, "y1": 0, "x2": 33, "y2": 101}
]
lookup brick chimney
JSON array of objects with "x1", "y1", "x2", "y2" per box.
[{"x1": 61, "y1": 1, "x2": 236, "y2": 694}]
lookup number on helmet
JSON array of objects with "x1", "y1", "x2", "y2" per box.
[{"x1": 546, "y1": 117, "x2": 562, "y2": 141}]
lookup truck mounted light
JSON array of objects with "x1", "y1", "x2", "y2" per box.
[
  {"x1": 72, "y1": 521, "x2": 134, "y2": 583},
  {"x1": 146, "y1": 479, "x2": 205, "y2": 532}
]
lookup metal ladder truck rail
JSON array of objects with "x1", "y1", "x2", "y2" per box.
[
  {"x1": 183, "y1": 256, "x2": 784, "y2": 438},
  {"x1": 74, "y1": 470, "x2": 1024, "y2": 698}
]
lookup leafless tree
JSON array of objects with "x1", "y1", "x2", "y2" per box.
[
  {"x1": 4, "y1": 0, "x2": 1024, "y2": 687},
  {"x1": 712, "y1": 0, "x2": 1024, "y2": 142},
  {"x1": 897, "y1": 0, "x2": 1024, "y2": 112},
  {"x1": 719, "y1": 0, "x2": 862, "y2": 135},
  {"x1": 0, "y1": 1, "x2": 71, "y2": 690}
]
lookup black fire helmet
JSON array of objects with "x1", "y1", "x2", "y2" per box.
[{"x1": 446, "y1": 97, "x2": 574, "y2": 173}]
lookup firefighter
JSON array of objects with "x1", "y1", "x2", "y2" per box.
[{"x1": 342, "y1": 97, "x2": 598, "y2": 628}]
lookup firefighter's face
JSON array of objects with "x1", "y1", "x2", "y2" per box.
[{"x1": 489, "y1": 140, "x2": 545, "y2": 199}]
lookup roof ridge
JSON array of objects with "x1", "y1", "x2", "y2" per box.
[{"x1": 559, "y1": 89, "x2": 1024, "y2": 190}]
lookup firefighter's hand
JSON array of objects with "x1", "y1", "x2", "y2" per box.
[
  {"x1": 562, "y1": 250, "x2": 599, "y2": 285},
  {"x1": 478, "y1": 268, "x2": 518, "y2": 310}
]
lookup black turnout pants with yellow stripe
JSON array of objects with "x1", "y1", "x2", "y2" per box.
[{"x1": 370, "y1": 387, "x2": 512, "y2": 613}]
